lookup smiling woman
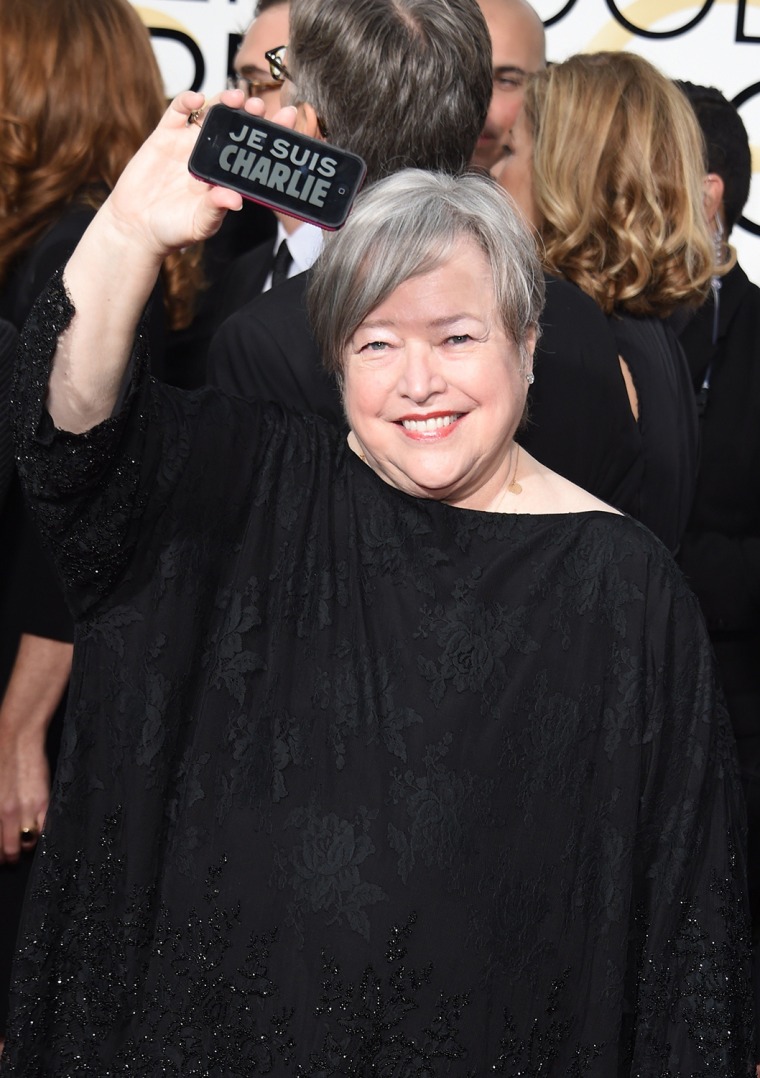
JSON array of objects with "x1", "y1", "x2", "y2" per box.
[
  {"x1": 3, "y1": 95, "x2": 755, "y2": 1074},
  {"x1": 343, "y1": 243, "x2": 532, "y2": 508},
  {"x1": 309, "y1": 170, "x2": 609, "y2": 514}
]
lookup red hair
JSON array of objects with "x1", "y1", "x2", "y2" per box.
[{"x1": 0, "y1": 0, "x2": 203, "y2": 329}]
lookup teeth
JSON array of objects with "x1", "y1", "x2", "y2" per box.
[{"x1": 401, "y1": 414, "x2": 460, "y2": 432}]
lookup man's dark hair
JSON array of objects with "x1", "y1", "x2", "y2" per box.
[
  {"x1": 678, "y1": 81, "x2": 751, "y2": 236},
  {"x1": 288, "y1": 0, "x2": 492, "y2": 184}
]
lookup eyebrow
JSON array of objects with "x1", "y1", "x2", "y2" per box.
[
  {"x1": 493, "y1": 65, "x2": 528, "y2": 77},
  {"x1": 237, "y1": 63, "x2": 272, "y2": 77},
  {"x1": 358, "y1": 314, "x2": 481, "y2": 331}
]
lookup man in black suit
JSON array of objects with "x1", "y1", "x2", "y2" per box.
[
  {"x1": 215, "y1": 0, "x2": 324, "y2": 316},
  {"x1": 207, "y1": 0, "x2": 493, "y2": 414},
  {"x1": 193, "y1": 0, "x2": 327, "y2": 365}
]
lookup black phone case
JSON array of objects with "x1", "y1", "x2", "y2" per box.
[{"x1": 188, "y1": 104, "x2": 366, "y2": 230}]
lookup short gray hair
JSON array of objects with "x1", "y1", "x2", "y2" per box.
[
  {"x1": 308, "y1": 169, "x2": 545, "y2": 382},
  {"x1": 288, "y1": 0, "x2": 492, "y2": 183}
]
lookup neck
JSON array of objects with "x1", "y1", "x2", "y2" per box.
[
  {"x1": 484, "y1": 443, "x2": 523, "y2": 513},
  {"x1": 276, "y1": 211, "x2": 302, "y2": 236}
]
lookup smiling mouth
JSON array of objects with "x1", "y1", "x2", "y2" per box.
[{"x1": 400, "y1": 413, "x2": 462, "y2": 433}]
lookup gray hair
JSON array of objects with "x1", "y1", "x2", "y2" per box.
[
  {"x1": 309, "y1": 169, "x2": 545, "y2": 383},
  {"x1": 287, "y1": 0, "x2": 492, "y2": 183}
]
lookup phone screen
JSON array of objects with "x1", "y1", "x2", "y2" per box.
[{"x1": 188, "y1": 105, "x2": 367, "y2": 230}]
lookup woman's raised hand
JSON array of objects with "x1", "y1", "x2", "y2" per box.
[
  {"x1": 103, "y1": 89, "x2": 298, "y2": 262},
  {"x1": 49, "y1": 90, "x2": 298, "y2": 433}
]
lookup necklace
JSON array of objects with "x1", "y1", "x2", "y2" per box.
[
  {"x1": 486, "y1": 443, "x2": 523, "y2": 514},
  {"x1": 507, "y1": 443, "x2": 522, "y2": 495}
]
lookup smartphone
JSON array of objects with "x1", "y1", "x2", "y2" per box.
[{"x1": 188, "y1": 104, "x2": 367, "y2": 231}]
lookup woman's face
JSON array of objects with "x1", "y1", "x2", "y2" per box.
[
  {"x1": 491, "y1": 107, "x2": 538, "y2": 229},
  {"x1": 342, "y1": 238, "x2": 534, "y2": 512}
]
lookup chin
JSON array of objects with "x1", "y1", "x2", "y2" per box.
[
  {"x1": 399, "y1": 469, "x2": 468, "y2": 503},
  {"x1": 471, "y1": 141, "x2": 500, "y2": 172},
  {"x1": 471, "y1": 150, "x2": 496, "y2": 172}
]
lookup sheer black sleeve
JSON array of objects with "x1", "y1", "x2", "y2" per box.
[{"x1": 11, "y1": 271, "x2": 167, "y2": 622}]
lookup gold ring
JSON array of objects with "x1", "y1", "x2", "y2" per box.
[
  {"x1": 187, "y1": 107, "x2": 206, "y2": 128},
  {"x1": 19, "y1": 826, "x2": 39, "y2": 845}
]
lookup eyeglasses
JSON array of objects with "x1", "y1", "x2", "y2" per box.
[
  {"x1": 226, "y1": 73, "x2": 283, "y2": 98},
  {"x1": 264, "y1": 45, "x2": 290, "y2": 84},
  {"x1": 226, "y1": 44, "x2": 290, "y2": 100},
  {"x1": 263, "y1": 44, "x2": 330, "y2": 139}
]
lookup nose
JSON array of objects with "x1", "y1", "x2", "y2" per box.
[{"x1": 398, "y1": 343, "x2": 447, "y2": 403}]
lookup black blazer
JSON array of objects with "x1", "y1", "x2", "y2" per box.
[
  {"x1": 212, "y1": 237, "x2": 278, "y2": 330},
  {"x1": 208, "y1": 269, "x2": 344, "y2": 422},
  {"x1": 678, "y1": 262, "x2": 760, "y2": 633}
]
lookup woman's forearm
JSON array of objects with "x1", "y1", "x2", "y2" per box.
[{"x1": 48, "y1": 209, "x2": 164, "y2": 432}]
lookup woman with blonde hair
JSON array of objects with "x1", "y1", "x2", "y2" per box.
[
  {"x1": 0, "y1": 0, "x2": 203, "y2": 1046},
  {"x1": 495, "y1": 51, "x2": 713, "y2": 551}
]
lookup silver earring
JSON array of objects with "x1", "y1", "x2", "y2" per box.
[
  {"x1": 713, "y1": 214, "x2": 728, "y2": 269},
  {"x1": 526, "y1": 371, "x2": 535, "y2": 385}
]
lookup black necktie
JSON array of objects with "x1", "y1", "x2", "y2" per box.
[{"x1": 271, "y1": 239, "x2": 293, "y2": 287}]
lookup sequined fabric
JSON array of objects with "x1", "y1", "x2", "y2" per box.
[{"x1": 3, "y1": 273, "x2": 755, "y2": 1074}]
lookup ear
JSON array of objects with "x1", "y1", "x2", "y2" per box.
[
  {"x1": 523, "y1": 326, "x2": 537, "y2": 380},
  {"x1": 294, "y1": 101, "x2": 323, "y2": 140},
  {"x1": 703, "y1": 172, "x2": 725, "y2": 226}
]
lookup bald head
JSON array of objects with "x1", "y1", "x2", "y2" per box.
[{"x1": 472, "y1": 0, "x2": 545, "y2": 171}]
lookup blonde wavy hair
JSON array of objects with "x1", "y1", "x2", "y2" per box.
[
  {"x1": 523, "y1": 52, "x2": 713, "y2": 317},
  {"x1": 0, "y1": 0, "x2": 203, "y2": 330}
]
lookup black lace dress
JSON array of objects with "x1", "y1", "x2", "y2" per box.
[{"x1": 3, "y1": 277, "x2": 754, "y2": 1076}]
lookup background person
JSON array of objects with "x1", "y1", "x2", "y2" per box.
[
  {"x1": 494, "y1": 51, "x2": 714, "y2": 551},
  {"x1": 2, "y1": 88, "x2": 754, "y2": 1074},
  {"x1": 210, "y1": 0, "x2": 325, "y2": 327},
  {"x1": 471, "y1": 0, "x2": 546, "y2": 172},
  {"x1": 675, "y1": 80, "x2": 760, "y2": 1059},
  {"x1": 0, "y1": 0, "x2": 204, "y2": 1046},
  {"x1": 165, "y1": 0, "x2": 305, "y2": 386},
  {"x1": 471, "y1": 0, "x2": 642, "y2": 511},
  {"x1": 229, "y1": 0, "x2": 321, "y2": 293},
  {"x1": 0, "y1": 0, "x2": 203, "y2": 349}
]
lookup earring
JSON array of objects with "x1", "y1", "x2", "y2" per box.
[
  {"x1": 526, "y1": 371, "x2": 535, "y2": 385},
  {"x1": 713, "y1": 214, "x2": 728, "y2": 269}
]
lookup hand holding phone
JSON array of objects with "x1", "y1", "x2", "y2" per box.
[{"x1": 189, "y1": 104, "x2": 366, "y2": 230}]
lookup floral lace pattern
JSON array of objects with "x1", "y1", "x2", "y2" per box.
[{"x1": 3, "y1": 274, "x2": 754, "y2": 1075}]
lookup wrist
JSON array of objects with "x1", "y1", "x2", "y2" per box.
[
  {"x1": 0, "y1": 709, "x2": 50, "y2": 741},
  {"x1": 67, "y1": 198, "x2": 163, "y2": 297}
]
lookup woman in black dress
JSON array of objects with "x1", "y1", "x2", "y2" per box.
[
  {"x1": 494, "y1": 52, "x2": 714, "y2": 553},
  {"x1": 3, "y1": 89, "x2": 754, "y2": 1075}
]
